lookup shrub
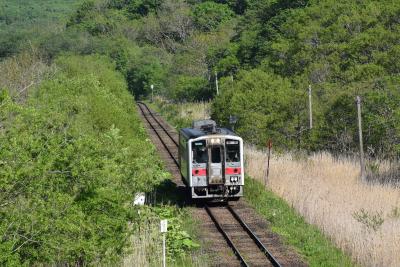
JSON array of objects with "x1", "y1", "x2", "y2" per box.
[
  {"x1": 192, "y1": 1, "x2": 234, "y2": 31},
  {"x1": 172, "y1": 75, "x2": 211, "y2": 102},
  {"x1": 212, "y1": 69, "x2": 296, "y2": 148},
  {"x1": 0, "y1": 55, "x2": 167, "y2": 265}
]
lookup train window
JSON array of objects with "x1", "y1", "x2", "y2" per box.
[
  {"x1": 211, "y1": 147, "x2": 221, "y2": 163},
  {"x1": 226, "y1": 140, "x2": 240, "y2": 162},
  {"x1": 192, "y1": 141, "x2": 207, "y2": 163}
]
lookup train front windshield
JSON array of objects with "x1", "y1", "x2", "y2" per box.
[
  {"x1": 192, "y1": 141, "x2": 208, "y2": 163},
  {"x1": 226, "y1": 140, "x2": 240, "y2": 162}
]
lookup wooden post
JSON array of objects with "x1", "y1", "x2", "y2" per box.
[
  {"x1": 215, "y1": 71, "x2": 219, "y2": 95},
  {"x1": 356, "y1": 96, "x2": 365, "y2": 181},
  {"x1": 203, "y1": 100, "x2": 206, "y2": 119},
  {"x1": 264, "y1": 140, "x2": 272, "y2": 186},
  {"x1": 308, "y1": 84, "x2": 313, "y2": 129}
]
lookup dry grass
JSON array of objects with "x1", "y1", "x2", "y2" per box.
[
  {"x1": 153, "y1": 96, "x2": 211, "y2": 122},
  {"x1": 123, "y1": 220, "x2": 163, "y2": 267},
  {"x1": 245, "y1": 145, "x2": 400, "y2": 267},
  {"x1": 0, "y1": 48, "x2": 56, "y2": 102},
  {"x1": 176, "y1": 101, "x2": 211, "y2": 121}
]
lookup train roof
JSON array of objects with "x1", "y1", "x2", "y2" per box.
[{"x1": 180, "y1": 127, "x2": 237, "y2": 139}]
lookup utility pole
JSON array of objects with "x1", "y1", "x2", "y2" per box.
[
  {"x1": 308, "y1": 84, "x2": 313, "y2": 129},
  {"x1": 215, "y1": 71, "x2": 219, "y2": 95},
  {"x1": 356, "y1": 96, "x2": 365, "y2": 181},
  {"x1": 265, "y1": 140, "x2": 272, "y2": 186},
  {"x1": 151, "y1": 84, "x2": 154, "y2": 102}
]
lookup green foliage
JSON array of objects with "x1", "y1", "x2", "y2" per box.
[
  {"x1": 67, "y1": 1, "x2": 128, "y2": 35},
  {"x1": 320, "y1": 82, "x2": 400, "y2": 156},
  {"x1": 127, "y1": 58, "x2": 168, "y2": 99},
  {"x1": 212, "y1": 69, "x2": 298, "y2": 148},
  {"x1": 208, "y1": 0, "x2": 400, "y2": 158},
  {"x1": 172, "y1": 76, "x2": 211, "y2": 101},
  {"x1": 353, "y1": 209, "x2": 384, "y2": 232},
  {"x1": 0, "y1": 0, "x2": 83, "y2": 58},
  {"x1": 152, "y1": 207, "x2": 200, "y2": 259},
  {"x1": 214, "y1": 0, "x2": 248, "y2": 15},
  {"x1": 0, "y1": 55, "x2": 167, "y2": 265},
  {"x1": 245, "y1": 178, "x2": 355, "y2": 267},
  {"x1": 192, "y1": 1, "x2": 234, "y2": 31},
  {"x1": 108, "y1": 0, "x2": 163, "y2": 18}
]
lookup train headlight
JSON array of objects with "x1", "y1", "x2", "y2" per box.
[
  {"x1": 230, "y1": 176, "x2": 239, "y2": 182},
  {"x1": 210, "y1": 138, "x2": 221, "y2": 144}
]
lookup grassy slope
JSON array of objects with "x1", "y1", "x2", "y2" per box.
[{"x1": 148, "y1": 99, "x2": 356, "y2": 266}]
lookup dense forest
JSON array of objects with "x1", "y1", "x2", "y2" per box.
[
  {"x1": 24, "y1": 0, "x2": 398, "y2": 158},
  {"x1": 0, "y1": 0, "x2": 83, "y2": 58},
  {"x1": 1, "y1": 0, "x2": 400, "y2": 265}
]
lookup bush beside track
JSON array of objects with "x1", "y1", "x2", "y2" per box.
[{"x1": 0, "y1": 55, "x2": 168, "y2": 265}]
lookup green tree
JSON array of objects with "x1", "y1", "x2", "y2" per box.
[
  {"x1": 192, "y1": 2, "x2": 234, "y2": 31},
  {"x1": 212, "y1": 69, "x2": 296, "y2": 148}
]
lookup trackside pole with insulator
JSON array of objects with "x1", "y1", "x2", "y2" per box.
[
  {"x1": 263, "y1": 140, "x2": 272, "y2": 186},
  {"x1": 356, "y1": 96, "x2": 365, "y2": 181},
  {"x1": 308, "y1": 84, "x2": 313, "y2": 129}
]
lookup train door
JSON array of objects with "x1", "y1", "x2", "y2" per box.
[{"x1": 208, "y1": 145, "x2": 224, "y2": 184}]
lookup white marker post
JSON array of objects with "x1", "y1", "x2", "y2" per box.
[
  {"x1": 160, "y1": 219, "x2": 168, "y2": 267},
  {"x1": 151, "y1": 84, "x2": 154, "y2": 102}
]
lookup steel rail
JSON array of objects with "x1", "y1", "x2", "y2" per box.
[
  {"x1": 205, "y1": 205, "x2": 249, "y2": 267},
  {"x1": 137, "y1": 102, "x2": 179, "y2": 167},
  {"x1": 137, "y1": 102, "x2": 179, "y2": 147},
  {"x1": 138, "y1": 102, "x2": 281, "y2": 267},
  {"x1": 227, "y1": 205, "x2": 282, "y2": 267}
]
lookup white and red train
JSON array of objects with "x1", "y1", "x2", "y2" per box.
[{"x1": 179, "y1": 120, "x2": 244, "y2": 200}]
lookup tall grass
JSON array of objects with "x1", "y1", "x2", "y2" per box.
[
  {"x1": 122, "y1": 203, "x2": 209, "y2": 267},
  {"x1": 245, "y1": 146, "x2": 400, "y2": 267},
  {"x1": 123, "y1": 219, "x2": 208, "y2": 267},
  {"x1": 123, "y1": 220, "x2": 163, "y2": 267},
  {"x1": 0, "y1": 48, "x2": 56, "y2": 102},
  {"x1": 175, "y1": 101, "x2": 211, "y2": 122},
  {"x1": 150, "y1": 96, "x2": 211, "y2": 128}
]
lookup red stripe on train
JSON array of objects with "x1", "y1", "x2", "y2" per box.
[
  {"x1": 225, "y1": 167, "x2": 241, "y2": 175},
  {"x1": 192, "y1": 168, "x2": 207, "y2": 176}
]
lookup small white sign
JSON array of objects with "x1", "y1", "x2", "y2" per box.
[
  {"x1": 133, "y1": 193, "x2": 145, "y2": 206},
  {"x1": 160, "y1": 219, "x2": 168, "y2": 233}
]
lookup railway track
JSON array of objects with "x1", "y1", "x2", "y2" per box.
[{"x1": 137, "y1": 101, "x2": 283, "y2": 267}]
